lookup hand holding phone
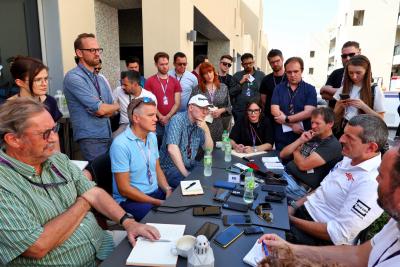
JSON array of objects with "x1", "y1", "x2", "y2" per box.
[{"x1": 339, "y1": 93, "x2": 350, "y2": 100}]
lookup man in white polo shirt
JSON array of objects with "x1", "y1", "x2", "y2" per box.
[
  {"x1": 259, "y1": 145, "x2": 400, "y2": 266},
  {"x1": 287, "y1": 114, "x2": 388, "y2": 245},
  {"x1": 113, "y1": 70, "x2": 157, "y2": 136}
]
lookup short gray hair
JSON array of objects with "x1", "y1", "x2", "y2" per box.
[
  {"x1": 0, "y1": 97, "x2": 46, "y2": 147},
  {"x1": 347, "y1": 114, "x2": 388, "y2": 152}
]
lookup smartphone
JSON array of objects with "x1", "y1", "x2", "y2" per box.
[
  {"x1": 226, "y1": 166, "x2": 243, "y2": 174},
  {"x1": 222, "y1": 201, "x2": 249, "y2": 212},
  {"x1": 213, "y1": 189, "x2": 231, "y2": 202},
  {"x1": 193, "y1": 206, "x2": 221, "y2": 216},
  {"x1": 222, "y1": 214, "x2": 251, "y2": 226},
  {"x1": 214, "y1": 225, "x2": 244, "y2": 248},
  {"x1": 339, "y1": 93, "x2": 350, "y2": 100},
  {"x1": 214, "y1": 180, "x2": 237, "y2": 190},
  {"x1": 244, "y1": 226, "x2": 264, "y2": 235},
  {"x1": 194, "y1": 222, "x2": 220, "y2": 240},
  {"x1": 265, "y1": 194, "x2": 284, "y2": 203}
]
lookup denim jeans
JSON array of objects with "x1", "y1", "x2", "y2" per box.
[
  {"x1": 163, "y1": 166, "x2": 189, "y2": 189},
  {"x1": 78, "y1": 138, "x2": 112, "y2": 162},
  {"x1": 282, "y1": 171, "x2": 308, "y2": 201}
]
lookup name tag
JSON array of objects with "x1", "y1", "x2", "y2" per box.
[
  {"x1": 163, "y1": 96, "x2": 169, "y2": 105},
  {"x1": 307, "y1": 169, "x2": 314, "y2": 174}
]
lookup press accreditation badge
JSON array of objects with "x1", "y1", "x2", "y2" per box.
[{"x1": 163, "y1": 96, "x2": 168, "y2": 105}]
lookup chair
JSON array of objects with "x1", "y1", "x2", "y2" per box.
[{"x1": 88, "y1": 152, "x2": 113, "y2": 195}]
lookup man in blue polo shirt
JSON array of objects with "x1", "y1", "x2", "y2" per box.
[
  {"x1": 160, "y1": 94, "x2": 214, "y2": 188},
  {"x1": 271, "y1": 57, "x2": 317, "y2": 151},
  {"x1": 110, "y1": 97, "x2": 172, "y2": 221},
  {"x1": 64, "y1": 33, "x2": 119, "y2": 162}
]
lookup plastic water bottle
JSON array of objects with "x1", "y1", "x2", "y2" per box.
[
  {"x1": 224, "y1": 139, "x2": 232, "y2": 162},
  {"x1": 243, "y1": 168, "x2": 255, "y2": 203},
  {"x1": 55, "y1": 90, "x2": 68, "y2": 116},
  {"x1": 203, "y1": 150, "x2": 212, "y2": 176},
  {"x1": 221, "y1": 130, "x2": 229, "y2": 151}
]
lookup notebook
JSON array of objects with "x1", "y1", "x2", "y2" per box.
[
  {"x1": 180, "y1": 180, "x2": 204, "y2": 195},
  {"x1": 243, "y1": 240, "x2": 265, "y2": 267},
  {"x1": 126, "y1": 223, "x2": 186, "y2": 266},
  {"x1": 231, "y1": 150, "x2": 267, "y2": 158}
]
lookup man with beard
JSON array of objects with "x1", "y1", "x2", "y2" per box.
[
  {"x1": 145, "y1": 52, "x2": 181, "y2": 144},
  {"x1": 283, "y1": 114, "x2": 387, "y2": 246},
  {"x1": 280, "y1": 107, "x2": 342, "y2": 199},
  {"x1": 260, "y1": 49, "x2": 286, "y2": 123},
  {"x1": 259, "y1": 145, "x2": 400, "y2": 267},
  {"x1": 64, "y1": 33, "x2": 119, "y2": 162}
]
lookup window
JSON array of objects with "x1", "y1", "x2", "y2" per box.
[
  {"x1": 353, "y1": 10, "x2": 365, "y2": 26},
  {"x1": 309, "y1": 68, "x2": 314, "y2": 75},
  {"x1": 310, "y1": 51, "x2": 315, "y2": 58}
]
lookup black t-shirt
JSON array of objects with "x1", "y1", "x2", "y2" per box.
[
  {"x1": 259, "y1": 73, "x2": 286, "y2": 120},
  {"x1": 325, "y1": 68, "x2": 344, "y2": 108},
  {"x1": 219, "y1": 74, "x2": 241, "y2": 104},
  {"x1": 286, "y1": 135, "x2": 342, "y2": 189},
  {"x1": 44, "y1": 94, "x2": 63, "y2": 122},
  {"x1": 229, "y1": 116, "x2": 274, "y2": 147}
]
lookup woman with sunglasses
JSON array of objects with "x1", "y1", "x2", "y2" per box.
[
  {"x1": 190, "y1": 62, "x2": 231, "y2": 142},
  {"x1": 230, "y1": 99, "x2": 274, "y2": 153},
  {"x1": 9, "y1": 56, "x2": 62, "y2": 151},
  {"x1": 333, "y1": 55, "x2": 385, "y2": 137}
]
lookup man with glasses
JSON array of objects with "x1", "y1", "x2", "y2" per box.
[
  {"x1": 64, "y1": 33, "x2": 119, "y2": 162},
  {"x1": 0, "y1": 98, "x2": 160, "y2": 266},
  {"x1": 160, "y1": 94, "x2": 214, "y2": 188},
  {"x1": 320, "y1": 41, "x2": 361, "y2": 108},
  {"x1": 232, "y1": 53, "x2": 265, "y2": 122},
  {"x1": 168, "y1": 52, "x2": 198, "y2": 112},
  {"x1": 113, "y1": 71, "x2": 157, "y2": 136},
  {"x1": 110, "y1": 97, "x2": 172, "y2": 221}
]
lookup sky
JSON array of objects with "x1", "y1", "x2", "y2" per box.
[{"x1": 263, "y1": 0, "x2": 339, "y2": 58}]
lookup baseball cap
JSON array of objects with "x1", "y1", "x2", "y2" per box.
[{"x1": 188, "y1": 94, "x2": 212, "y2": 107}]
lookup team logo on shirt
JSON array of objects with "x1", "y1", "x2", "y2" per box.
[
  {"x1": 345, "y1": 172, "x2": 354, "y2": 181},
  {"x1": 351, "y1": 199, "x2": 371, "y2": 219}
]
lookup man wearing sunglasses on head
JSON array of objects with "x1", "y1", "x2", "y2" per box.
[
  {"x1": 320, "y1": 41, "x2": 361, "y2": 108},
  {"x1": 160, "y1": 94, "x2": 214, "y2": 188},
  {"x1": 110, "y1": 97, "x2": 172, "y2": 221},
  {"x1": 0, "y1": 98, "x2": 160, "y2": 266},
  {"x1": 168, "y1": 52, "x2": 198, "y2": 112}
]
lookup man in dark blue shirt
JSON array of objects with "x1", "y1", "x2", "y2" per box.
[{"x1": 271, "y1": 57, "x2": 317, "y2": 151}]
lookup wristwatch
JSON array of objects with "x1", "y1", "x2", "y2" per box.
[
  {"x1": 119, "y1": 213, "x2": 134, "y2": 225},
  {"x1": 285, "y1": 116, "x2": 290, "y2": 123},
  {"x1": 289, "y1": 200, "x2": 298, "y2": 210}
]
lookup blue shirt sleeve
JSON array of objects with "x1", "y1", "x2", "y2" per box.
[
  {"x1": 165, "y1": 116, "x2": 183, "y2": 146},
  {"x1": 305, "y1": 84, "x2": 318, "y2": 106},
  {"x1": 110, "y1": 139, "x2": 131, "y2": 173}
]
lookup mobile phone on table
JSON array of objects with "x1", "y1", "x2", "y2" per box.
[
  {"x1": 194, "y1": 222, "x2": 220, "y2": 240},
  {"x1": 193, "y1": 206, "x2": 221, "y2": 216},
  {"x1": 244, "y1": 226, "x2": 264, "y2": 235},
  {"x1": 214, "y1": 225, "x2": 244, "y2": 248},
  {"x1": 226, "y1": 165, "x2": 243, "y2": 174},
  {"x1": 222, "y1": 214, "x2": 251, "y2": 226},
  {"x1": 222, "y1": 201, "x2": 249, "y2": 212},
  {"x1": 213, "y1": 189, "x2": 231, "y2": 202},
  {"x1": 265, "y1": 194, "x2": 284, "y2": 203},
  {"x1": 339, "y1": 93, "x2": 350, "y2": 100},
  {"x1": 214, "y1": 180, "x2": 237, "y2": 190}
]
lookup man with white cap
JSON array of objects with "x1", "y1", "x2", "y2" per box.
[{"x1": 160, "y1": 94, "x2": 214, "y2": 188}]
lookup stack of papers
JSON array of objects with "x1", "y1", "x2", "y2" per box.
[
  {"x1": 261, "y1": 157, "x2": 284, "y2": 170},
  {"x1": 180, "y1": 180, "x2": 204, "y2": 195},
  {"x1": 126, "y1": 223, "x2": 186, "y2": 266},
  {"x1": 243, "y1": 241, "x2": 265, "y2": 267},
  {"x1": 261, "y1": 157, "x2": 280, "y2": 163},
  {"x1": 231, "y1": 150, "x2": 267, "y2": 158}
]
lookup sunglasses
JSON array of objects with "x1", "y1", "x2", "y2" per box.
[
  {"x1": 28, "y1": 124, "x2": 60, "y2": 140},
  {"x1": 341, "y1": 53, "x2": 356, "y2": 59},
  {"x1": 79, "y1": 48, "x2": 104, "y2": 54},
  {"x1": 94, "y1": 67, "x2": 102, "y2": 71},
  {"x1": 247, "y1": 109, "x2": 261, "y2": 115},
  {"x1": 130, "y1": 97, "x2": 155, "y2": 115},
  {"x1": 221, "y1": 62, "x2": 232, "y2": 67},
  {"x1": 176, "y1": 62, "x2": 187, "y2": 67}
]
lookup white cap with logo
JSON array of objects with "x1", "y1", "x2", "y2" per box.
[{"x1": 188, "y1": 94, "x2": 212, "y2": 107}]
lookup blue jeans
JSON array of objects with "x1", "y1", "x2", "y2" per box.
[
  {"x1": 163, "y1": 166, "x2": 189, "y2": 189},
  {"x1": 78, "y1": 138, "x2": 112, "y2": 162},
  {"x1": 120, "y1": 187, "x2": 166, "y2": 221},
  {"x1": 282, "y1": 171, "x2": 308, "y2": 200}
]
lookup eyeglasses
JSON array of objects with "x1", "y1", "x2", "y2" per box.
[
  {"x1": 341, "y1": 53, "x2": 356, "y2": 59},
  {"x1": 79, "y1": 48, "x2": 104, "y2": 54},
  {"x1": 192, "y1": 104, "x2": 210, "y2": 113},
  {"x1": 176, "y1": 62, "x2": 187, "y2": 67},
  {"x1": 130, "y1": 97, "x2": 155, "y2": 115},
  {"x1": 94, "y1": 67, "x2": 102, "y2": 71},
  {"x1": 255, "y1": 204, "x2": 274, "y2": 223},
  {"x1": 242, "y1": 61, "x2": 254, "y2": 66},
  {"x1": 28, "y1": 124, "x2": 60, "y2": 140},
  {"x1": 247, "y1": 109, "x2": 261, "y2": 115},
  {"x1": 221, "y1": 62, "x2": 232, "y2": 67},
  {"x1": 27, "y1": 77, "x2": 51, "y2": 85}
]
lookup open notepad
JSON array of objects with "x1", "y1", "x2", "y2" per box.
[
  {"x1": 180, "y1": 180, "x2": 204, "y2": 195},
  {"x1": 243, "y1": 240, "x2": 265, "y2": 267},
  {"x1": 231, "y1": 150, "x2": 267, "y2": 159},
  {"x1": 126, "y1": 223, "x2": 186, "y2": 266}
]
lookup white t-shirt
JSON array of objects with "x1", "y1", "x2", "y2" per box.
[
  {"x1": 304, "y1": 154, "x2": 383, "y2": 245},
  {"x1": 334, "y1": 85, "x2": 385, "y2": 120},
  {"x1": 368, "y1": 219, "x2": 400, "y2": 267},
  {"x1": 113, "y1": 86, "x2": 157, "y2": 124}
]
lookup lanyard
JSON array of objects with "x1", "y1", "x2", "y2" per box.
[
  {"x1": 175, "y1": 72, "x2": 184, "y2": 82},
  {"x1": 135, "y1": 139, "x2": 153, "y2": 185},
  {"x1": 249, "y1": 124, "x2": 262, "y2": 148},
  {"x1": 78, "y1": 65, "x2": 103, "y2": 101},
  {"x1": 372, "y1": 239, "x2": 400, "y2": 267},
  {"x1": 186, "y1": 125, "x2": 196, "y2": 160},
  {"x1": 287, "y1": 82, "x2": 300, "y2": 115},
  {"x1": 207, "y1": 85, "x2": 216, "y2": 104},
  {"x1": 157, "y1": 75, "x2": 169, "y2": 96},
  {"x1": 273, "y1": 75, "x2": 285, "y2": 87}
]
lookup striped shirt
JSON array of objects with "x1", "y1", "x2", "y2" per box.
[{"x1": 0, "y1": 150, "x2": 114, "y2": 266}]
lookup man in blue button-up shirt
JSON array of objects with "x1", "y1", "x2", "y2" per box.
[{"x1": 63, "y1": 33, "x2": 119, "y2": 162}]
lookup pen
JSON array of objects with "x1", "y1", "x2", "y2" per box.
[
  {"x1": 185, "y1": 182, "x2": 196, "y2": 190},
  {"x1": 262, "y1": 241, "x2": 269, "y2": 256}
]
